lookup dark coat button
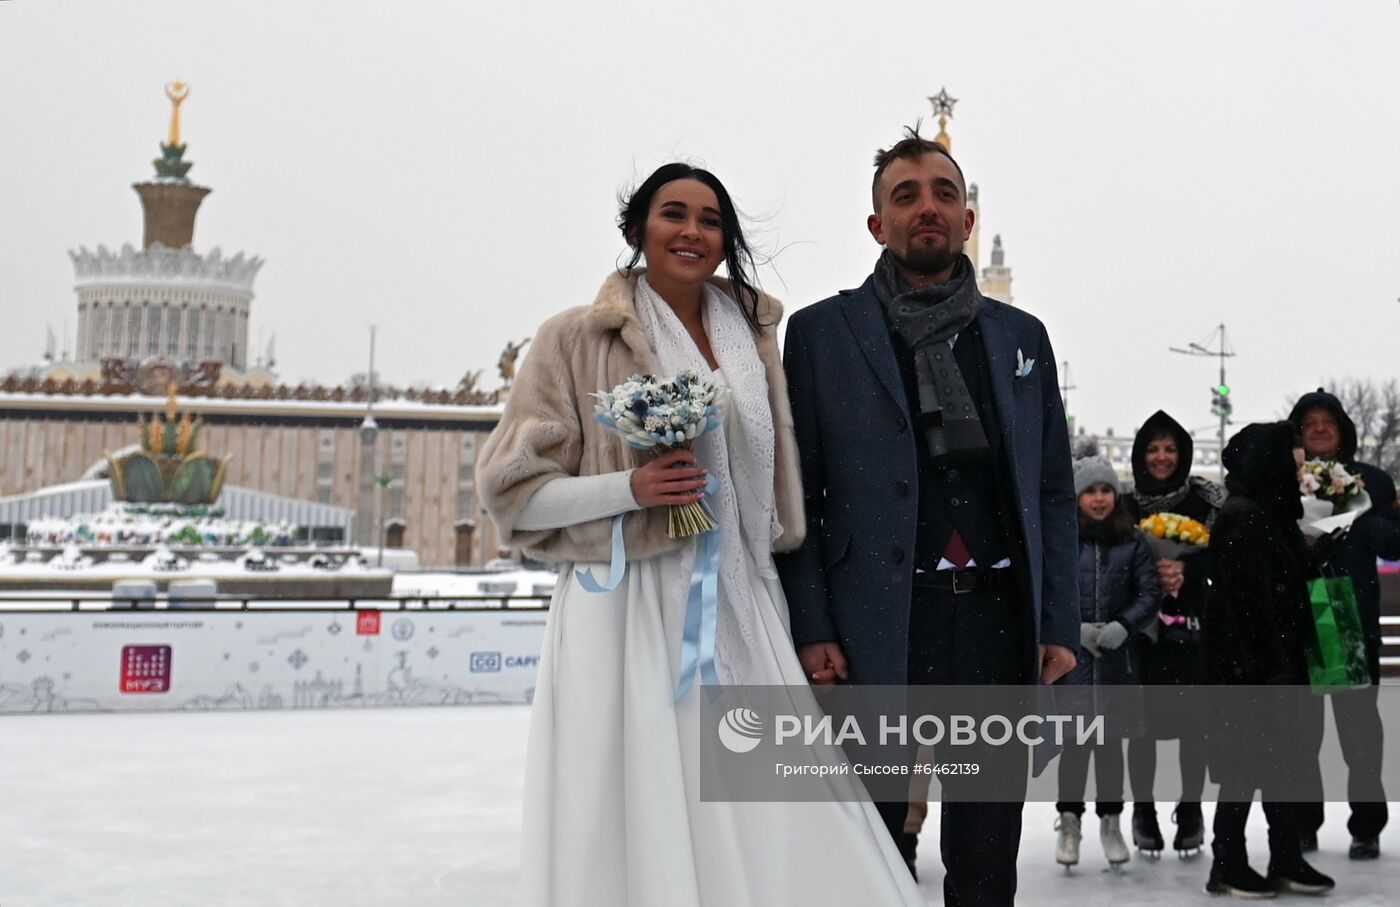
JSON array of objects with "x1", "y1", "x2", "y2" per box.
[
  {"x1": 895, "y1": 480, "x2": 910, "y2": 497},
  {"x1": 896, "y1": 414, "x2": 908, "y2": 433},
  {"x1": 950, "y1": 496, "x2": 962, "y2": 508},
  {"x1": 891, "y1": 546, "x2": 905, "y2": 563}
]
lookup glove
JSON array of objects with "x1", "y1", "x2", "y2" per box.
[
  {"x1": 1079, "y1": 622, "x2": 1103, "y2": 658},
  {"x1": 1307, "y1": 528, "x2": 1347, "y2": 571},
  {"x1": 1097, "y1": 621, "x2": 1129, "y2": 651}
]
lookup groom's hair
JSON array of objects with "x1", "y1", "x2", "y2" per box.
[{"x1": 871, "y1": 123, "x2": 966, "y2": 211}]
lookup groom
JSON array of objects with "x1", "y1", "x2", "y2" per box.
[{"x1": 776, "y1": 127, "x2": 1079, "y2": 906}]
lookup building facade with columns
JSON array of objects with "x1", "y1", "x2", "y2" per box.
[{"x1": 71, "y1": 245, "x2": 259, "y2": 369}]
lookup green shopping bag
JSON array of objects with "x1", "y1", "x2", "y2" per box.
[{"x1": 1306, "y1": 573, "x2": 1371, "y2": 691}]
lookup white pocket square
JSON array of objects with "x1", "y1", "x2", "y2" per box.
[{"x1": 1015, "y1": 349, "x2": 1036, "y2": 378}]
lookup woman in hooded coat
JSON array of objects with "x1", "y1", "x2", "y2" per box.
[
  {"x1": 1204, "y1": 422, "x2": 1333, "y2": 899},
  {"x1": 1122, "y1": 411, "x2": 1225, "y2": 856}
]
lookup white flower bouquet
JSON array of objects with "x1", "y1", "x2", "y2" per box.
[
  {"x1": 1299, "y1": 459, "x2": 1371, "y2": 538},
  {"x1": 594, "y1": 370, "x2": 723, "y2": 538}
]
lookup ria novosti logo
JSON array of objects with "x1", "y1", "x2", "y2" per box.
[{"x1": 717, "y1": 707, "x2": 764, "y2": 754}]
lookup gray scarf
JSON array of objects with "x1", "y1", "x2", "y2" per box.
[
  {"x1": 1131, "y1": 476, "x2": 1228, "y2": 527},
  {"x1": 873, "y1": 251, "x2": 987, "y2": 459}
]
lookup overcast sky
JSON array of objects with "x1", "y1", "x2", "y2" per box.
[{"x1": 2, "y1": 1, "x2": 1396, "y2": 438}]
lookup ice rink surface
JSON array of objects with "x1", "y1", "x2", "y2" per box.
[{"x1": 1, "y1": 705, "x2": 1394, "y2": 906}]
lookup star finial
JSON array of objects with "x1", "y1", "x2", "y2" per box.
[{"x1": 928, "y1": 87, "x2": 958, "y2": 119}]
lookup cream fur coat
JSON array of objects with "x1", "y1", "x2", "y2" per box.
[{"x1": 476, "y1": 269, "x2": 805, "y2": 564}]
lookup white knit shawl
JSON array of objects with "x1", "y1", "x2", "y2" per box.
[{"x1": 633, "y1": 275, "x2": 781, "y2": 684}]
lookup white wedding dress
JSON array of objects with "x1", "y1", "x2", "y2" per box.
[{"x1": 518, "y1": 283, "x2": 923, "y2": 906}]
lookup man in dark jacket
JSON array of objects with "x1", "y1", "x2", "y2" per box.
[
  {"x1": 1288, "y1": 388, "x2": 1400, "y2": 859},
  {"x1": 776, "y1": 126, "x2": 1079, "y2": 906}
]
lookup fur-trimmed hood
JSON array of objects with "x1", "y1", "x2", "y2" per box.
[{"x1": 476, "y1": 269, "x2": 804, "y2": 565}]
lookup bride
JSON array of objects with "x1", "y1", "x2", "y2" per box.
[{"x1": 478, "y1": 162, "x2": 923, "y2": 906}]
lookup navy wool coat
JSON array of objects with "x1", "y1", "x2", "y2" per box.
[{"x1": 775, "y1": 275, "x2": 1080, "y2": 685}]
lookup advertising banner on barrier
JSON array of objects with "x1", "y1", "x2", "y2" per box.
[{"x1": 0, "y1": 609, "x2": 547, "y2": 713}]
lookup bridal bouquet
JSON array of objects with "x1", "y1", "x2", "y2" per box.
[
  {"x1": 594, "y1": 370, "x2": 723, "y2": 538},
  {"x1": 1299, "y1": 459, "x2": 1371, "y2": 538}
]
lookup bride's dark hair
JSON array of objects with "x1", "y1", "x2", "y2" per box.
[{"x1": 617, "y1": 163, "x2": 768, "y2": 331}]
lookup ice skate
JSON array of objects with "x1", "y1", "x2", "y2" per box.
[
  {"x1": 1101, "y1": 814, "x2": 1130, "y2": 869},
  {"x1": 1055, "y1": 811, "x2": 1082, "y2": 869},
  {"x1": 1133, "y1": 802, "x2": 1163, "y2": 857},
  {"x1": 1172, "y1": 802, "x2": 1204, "y2": 859}
]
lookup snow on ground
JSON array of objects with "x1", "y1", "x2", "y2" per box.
[{"x1": 0, "y1": 706, "x2": 1394, "y2": 906}]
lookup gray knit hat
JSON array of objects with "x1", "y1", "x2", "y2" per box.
[{"x1": 1073, "y1": 455, "x2": 1120, "y2": 496}]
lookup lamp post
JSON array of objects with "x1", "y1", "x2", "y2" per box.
[
  {"x1": 375, "y1": 470, "x2": 394, "y2": 567},
  {"x1": 1169, "y1": 323, "x2": 1236, "y2": 481},
  {"x1": 356, "y1": 326, "x2": 379, "y2": 548},
  {"x1": 1059, "y1": 360, "x2": 1077, "y2": 435}
]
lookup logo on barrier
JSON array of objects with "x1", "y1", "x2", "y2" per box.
[
  {"x1": 391, "y1": 619, "x2": 415, "y2": 641},
  {"x1": 470, "y1": 651, "x2": 502, "y2": 673},
  {"x1": 121, "y1": 645, "x2": 173, "y2": 693},
  {"x1": 357, "y1": 611, "x2": 381, "y2": 635},
  {"x1": 718, "y1": 708, "x2": 765, "y2": 754}
]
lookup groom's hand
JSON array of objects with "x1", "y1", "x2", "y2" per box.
[
  {"x1": 1038, "y1": 644, "x2": 1076, "y2": 684},
  {"x1": 798, "y1": 642, "x2": 848, "y2": 686}
]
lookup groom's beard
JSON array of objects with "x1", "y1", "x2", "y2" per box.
[{"x1": 890, "y1": 244, "x2": 960, "y2": 281}]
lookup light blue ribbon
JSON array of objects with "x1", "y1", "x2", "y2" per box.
[
  {"x1": 574, "y1": 475, "x2": 723, "y2": 703},
  {"x1": 674, "y1": 524, "x2": 722, "y2": 703},
  {"x1": 674, "y1": 473, "x2": 722, "y2": 703},
  {"x1": 575, "y1": 513, "x2": 627, "y2": 593}
]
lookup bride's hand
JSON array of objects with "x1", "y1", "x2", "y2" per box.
[
  {"x1": 630, "y1": 449, "x2": 709, "y2": 508},
  {"x1": 799, "y1": 642, "x2": 849, "y2": 686}
]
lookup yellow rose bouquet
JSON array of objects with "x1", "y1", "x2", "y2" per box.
[{"x1": 1138, "y1": 512, "x2": 1210, "y2": 559}]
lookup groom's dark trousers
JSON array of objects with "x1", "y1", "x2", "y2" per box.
[{"x1": 870, "y1": 565, "x2": 1033, "y2": 907}]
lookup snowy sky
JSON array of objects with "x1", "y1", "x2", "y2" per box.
[{"x1": 1, "y1": 1, "x2": 1396, "y2": 437}]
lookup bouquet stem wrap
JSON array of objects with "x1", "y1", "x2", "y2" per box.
[{"x1": 659, "y1": 441, "x2": 718, "y2": 539}]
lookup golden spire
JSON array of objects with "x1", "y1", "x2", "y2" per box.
[
  {"x1": 928, "y1": 86, "x2": 958, "y2": 151},
  {"x1": 165, "y1": 80, "x2": 189, "y2": 147},
  {"x1": 166, "y1": 381, "x2": 179, "y2": 421}
]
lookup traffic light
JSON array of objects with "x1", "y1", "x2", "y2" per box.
[{"x1": 1210, "y1": 385, "x2": 1233, "y2": 419}]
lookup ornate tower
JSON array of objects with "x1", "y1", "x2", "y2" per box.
[
  {"x1": 928, "y1": 87, "x2": 981, "y2": 269},
  {"x1": 70, "y1": 83, "x2": 263, "y2": 372},
  {"x1": 925, "y1": 88, "x2": 1016, "y2": 305},
  {"x1": 133, "y1": 81, "x2": 211, "y2": 250},
  {"x1": 980, "y1": 235, "x2": 1014, "y2": 305},
  {"x1": 967, "y1": 182, "x2": 981, "y2": 271}
]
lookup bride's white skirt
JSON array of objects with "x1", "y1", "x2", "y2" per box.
[{"x1": 520, "y1": 548, "x2": 923, "y2": 906}]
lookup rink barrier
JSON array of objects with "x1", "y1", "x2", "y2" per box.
[{"x1": 0, "y1": 594, "x2": 551, "y2": 714}]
